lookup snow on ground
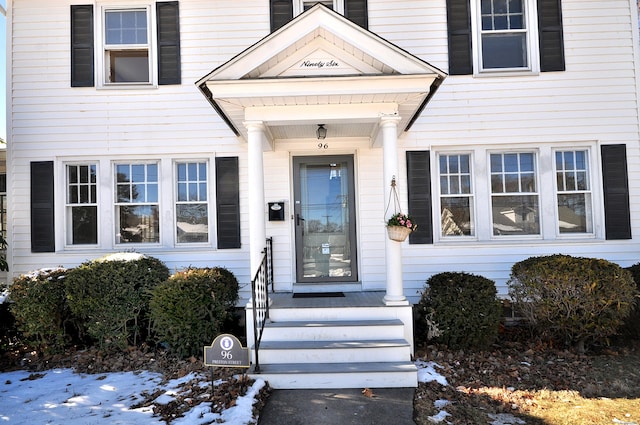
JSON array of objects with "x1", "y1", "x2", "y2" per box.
[{"x1": 0, "y1": 368, "x2": 265, "y2": 425}]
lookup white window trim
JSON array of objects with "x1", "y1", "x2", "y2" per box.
[
  {"x1": 62, "y1": 162, "x2": 101, "y2": 249},
  {"x1": 294, "y1": 0, "x2": 344, "y2": 17},
  {"x1": 433, "y1": 144, "x2": 603, "y2": 244},
  {"x1": 469, "y1": 0, "x2": 540, "y2": 76},
  {"x1": 113, "y1": 160, "x2": 161, "y2": 245},
  {"x1": 436, "y1": 152, "x2": 478, "y2": 241},
  {"x1": 96, "y1": 4, "x2": 158, "y2": 88},
  {"x1": 552, "y1": 147, "x2": 597, "y2": 239},
  {"x1": 173, "y1": 159, "x2": 213, "y2": 246}
]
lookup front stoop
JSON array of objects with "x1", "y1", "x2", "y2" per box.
[{"x1": 247, "y1": 294, "x2": 417, "y2": 389}]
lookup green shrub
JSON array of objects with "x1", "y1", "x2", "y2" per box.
[
  {"x1": 416, "y1": 272, "x2": 502, "y2": 350},
  {"x1": 8, "y1": 268, "x2": 71, "y2": 353},
  {"x1": 149, "y1": 267, "x2": 239, "y2": 358},
  {"x1": 65, "y1": 253, "x2": 170, "y2": 351},
  {"x1": 508, "y1": 254, "x2": 638, "y2": 352},
  {"x1": 620, "y1": 263, "x2": 640, "y2": 340},
  {"x1": 1, "y1": 284, "x2": 18, "y2": 353}
]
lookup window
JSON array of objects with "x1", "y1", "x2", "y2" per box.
[
  {"x1": 555, "y1": 150, "x2": 593, "y2": 234},
  {"x1": 66, "y1": 164, "x2": 98, "y2": 245},
  {"x1": 115, "y1": 163, "x2": 159, "y2": 243},
  {"x1": 270, "y1": 0, "x2": 367, "y2": 32},
  {"x1": 103, "y1": 8, "x2": 151, "y2": 84},
  {"x1": 446, "y1": 0, "x2": 565, "y2": 75},
  {"x1": 176, "y1": 162, "x2": 209, "y2": 243},
  {"x1": 71, "y1": 2, "x2": 181, "y2": 87},
  {"x1": 490, "y1": 152, "x2": 540, "y2": 235},
  {"x1": 438, "y1": 154, "x2": 475, "y2": 237},
  {"x1": 479, "y1": 0, "x2": 530, "y2": 71}
]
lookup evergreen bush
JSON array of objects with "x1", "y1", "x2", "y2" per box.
[
  {"x1": 508, "y1": 254, "x2": 637, "y2": 352},
  {"x1": 8, "y1": 268, "x2": 71, "y2": 353},
  {"x1": 619, "y1": 263, "x2": 640, "y2": 340},
  {"x1": 65, "y1": 253, "x2": 170, "y2": 350},
  {"x1": 416, "y1": 272, "x2": 502, "y2": 350},
  {"x1": 149, "y1": 267, "x2": 239, "y2": 358}
]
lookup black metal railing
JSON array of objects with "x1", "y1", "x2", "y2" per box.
[{"x1": 251, "y1": 237, "x2": 272, "y2": 373}]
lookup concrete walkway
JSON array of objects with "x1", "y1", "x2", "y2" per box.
[{"x1": 257, "y1": 387, "x2": 416, "y2": 424}]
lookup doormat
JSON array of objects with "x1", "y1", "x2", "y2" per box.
[{"x1": 292, "y1": 292, "x2": 345, "y2": 298}]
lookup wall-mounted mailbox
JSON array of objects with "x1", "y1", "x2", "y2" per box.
[{"x1": 268, "y1": 202, "x2": 285, "y2": 221}]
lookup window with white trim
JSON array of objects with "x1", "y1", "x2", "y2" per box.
[
  {"x1": 296, "y1": 0, "x2": 342, "y2": 15},
  {"x1": 115, "y1": 163, "x2": 159, "y2": 243},
  {"x1": 66, "y1": 164, "x2": 98, "y2": 245},
  {"x1": 473, "y1": 0, "x2": 537, "y2": 73},
  {"x1": 175, "y1": 161, "x2": 209, "y2": 243},
  {"x1": 102, "y1": 6, "x2": 152, "y2": 85},
  {"x1": 555, "y1": 150, "x2": 593, "y2": 234},
  {"x1": 438, "y1": 153, "x2": 475, "y2": 237},
  {"x1": 490, "y1": 152, "x2": 540, "y2": 236}
]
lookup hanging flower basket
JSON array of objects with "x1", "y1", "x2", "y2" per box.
[
  {"x1": 386, "y1": 212, "x2": 417, "y2": 242},
  {"x1": 387, "y1": 225, "x2": 412, "y2": 242}
]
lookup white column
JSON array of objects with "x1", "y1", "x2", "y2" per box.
[
  {"x1": 245, "y1": 121, "x2": 267, "y2": 279},
  {"x1": 381, "y1": 116, "x2": 408, "y2": 306}
]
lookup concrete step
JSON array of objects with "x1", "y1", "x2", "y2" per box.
[
  {"x1": 255, "y1": 339, "x2": 411, "y2": 364},
  {"x1": 249, "y1": 361, "x2": 418, "y2": 389},
  {"x1": 262, "y1": 319, "x2": 405, "y2": 341}
]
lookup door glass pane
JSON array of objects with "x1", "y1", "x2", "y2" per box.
[{"x1": 298, "y1": 159, "x2": 353, "y2": 280}]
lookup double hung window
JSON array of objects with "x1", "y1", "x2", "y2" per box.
[
  {"x1": 115, "y1": 163, "x2": 159, "y2": 243},
  {"x1": 66, "y1": 164, "x2": 98, "y2": 245},
  {"x1": 490, "y1": 152, "x2": 539, "y2": 235},
  {"x1": 103, "y1": 7, "x2": 151, "y2": 84},
  {"x1": 555, "y1": 150, "x2": 592, "y2": 234},
  {"x1": 176, "y1": 162, "x2": 209, "y2": 243},
  {"x1": 478, "y1": 0, "x2": 530, "y2": 71},
  {"x1": 439, "y1": 154, "x2": 475, "y2": 237}
]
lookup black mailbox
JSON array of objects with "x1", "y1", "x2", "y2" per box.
[{"x1": 268, "y1": 202, "x2": 285, "y2": 221}]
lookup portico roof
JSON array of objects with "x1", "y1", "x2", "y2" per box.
[{"x1": 196, "y1": 3, "x2": 446, "y2": 147}]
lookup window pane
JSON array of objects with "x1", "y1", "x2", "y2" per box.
[
  {"x1": 176, "y1": 204, "x2": 209, "y2": 243},
  {"x1": 105, "y1": 10, "x2": 147, "y2": 45},
  {"x1": 494, "y1": 0, "x2": 508, "y2": 13},
  {"x1": 558, "y1": 193, "x2": 590, "y2": 233},
  {"x1": 199, "y1": 183, "x2": 207, "y2": 201},
  {"x1": 440, "y1": 176, "x2": 449, "y2": 194},
  {"x1": 69, "y1": 186, "x2": 79, "y2": 204},
  {"x1": 147, "y1": 183, "x2": 158, "y2": 202},
  {"x1": 509, "y1": 0, "x2": 523, "y2": 13},
  {"x1": 109, "y1": 50, "x2": 149, "y2": 83},
  {"x1": 117, "y1": 164, "x2": 130, "y2": 182},
  {"x1": 69, "y1": 166, "x2": 78, "y2": 184},
  {"x1": 118, "y1": 205, "x2": 159, "y2": 243},
  {"x1": 72, "y1": 206, "x2": 98, "y2": 244},
  {"x1": 177, "y1": 163, "x2": 187, "y2": 180},
  {"x1": 504, "y1": 154, "x2": 518, "y2": 172},
  {"x1": 482, "y1": 33, "x2": 527, "y2": 69},
  {"x1": 178, "y1": 182, "x2": 187, "y2": 202},
  {"x1": 492, "y1": 195, "x2": 540, "y2": 235},
  {"x1": 441, "y1": 197, "x2": 474, "y2": 236},
  {"x1": 490, "y1": 154, "x2": 503, "y2": 172}
]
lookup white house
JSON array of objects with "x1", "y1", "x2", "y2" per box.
[{"x1": 5, "y1": 0, "x2": 640, "y2": 388}]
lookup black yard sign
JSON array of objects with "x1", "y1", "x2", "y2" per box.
[{"x1": 203, "y1": 334, "x2": 250, "y2": 368}]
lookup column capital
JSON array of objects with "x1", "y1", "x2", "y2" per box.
[
  {"x1": 379, "y1": 115, "x2": 402, "y2": 128},
  {"x1": 243, "y1": 120, "x2": 266, "y2": 132}
]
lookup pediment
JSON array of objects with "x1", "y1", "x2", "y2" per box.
[{"x1": 196, "y1": 4, "x2": 446, "y2": 145}]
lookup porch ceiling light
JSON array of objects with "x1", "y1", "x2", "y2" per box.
[{"x1": 317, "y1": 124, "x2": 327, "y2": 140}]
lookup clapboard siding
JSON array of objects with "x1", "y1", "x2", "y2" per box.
[{"x1": 6, "y1": 0, "x2": 640, "y2": 300}]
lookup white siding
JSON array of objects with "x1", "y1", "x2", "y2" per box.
[{"x1": 6, "y1": 0, "x2": 640, "y2": 302}]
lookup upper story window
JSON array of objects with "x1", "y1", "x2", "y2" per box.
[
  {"x1": 478, "y1": 0, "x2": 531, "y2": 71},
  {"x1": 472, "y1": 0, "x2": 537, "y2": 73},
  {"x1": 71, "y1": 2, "x2": 181, "y2": 88},
  {"x1": 103, "y1": 8, "x2": 151, "y2": 84},
  {"x1": 446, "y1": 0, "x2": 564, "y2": 75},
  {"x1": 270, "y1": 0, "x2": 367, "y2": 32},
  {"x1": 66, "y1": 164, "x2": 98, "y2": 245}
]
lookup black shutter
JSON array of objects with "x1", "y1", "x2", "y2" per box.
[
  {"x1": 446, "y1": 0, "x2": 473, "y2": 75},
  {"x1": 344, "y1": 0, "x2": 368, "y2": 29},
  {"x1": 601, "y1": 145, "x2": 631, "y2": 240},
  {"x1": 31, "y1": 162, "x2": 55, "y2": 252},
  {"x1": 216, "y1": 157, "x2": 241, "y2": 249},
  {"x1": 406, "y1": 151, "x2": 433, "y2": 244},
  {"x1": 538, "y1": 0, "x2": 565, "y2": 72},
  {"x1": 70, "y1": 5, "x2": 94, "y2": 87},
  {"x1": 270, "y1": 0, "x2": 293, "y2": 32},
  {"x1": 157, "y1": 1, "x2": 181, "y2": 85}
]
